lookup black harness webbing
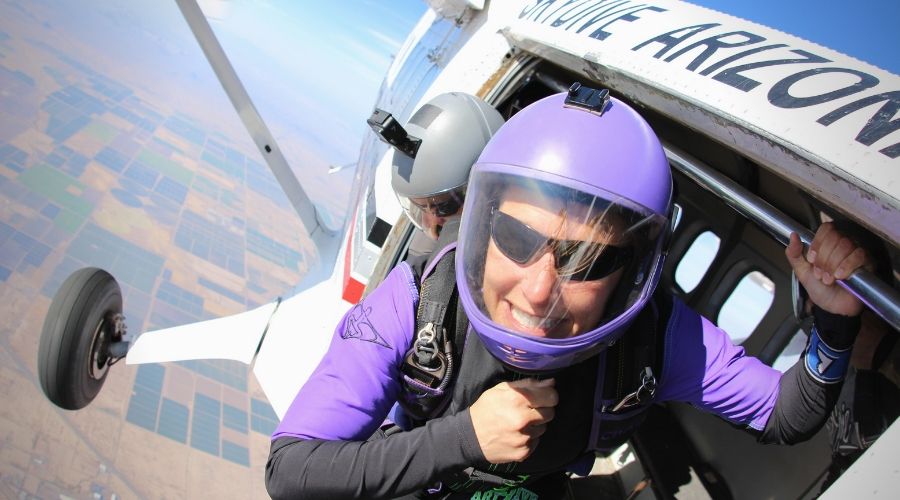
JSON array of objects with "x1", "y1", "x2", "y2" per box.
[
  {"x1": 399, "y1": 246, "x2": 468, "y2": 422},
  {"x1": 601, "y1": 293, "x2": 671, "y2": 412}
]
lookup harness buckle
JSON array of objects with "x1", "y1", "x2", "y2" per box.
[
  {"x1": 401, "y1": 322, "x2": 449, "y2": 391},
  {"x1": 414, "y1": 323, "x2": 441, "y2": 368},
  {"x1": 607, "y1": 367, "x2": 657, "y2": 413}
]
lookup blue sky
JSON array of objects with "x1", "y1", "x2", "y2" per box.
[
  {"x1": 688, "y1": 0, "x2": 899, "y2": 74},
  {"x1": 201, "y1": 0, "x2": 426, "y2": 168}
]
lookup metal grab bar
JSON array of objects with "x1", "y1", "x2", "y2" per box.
[{"x1": 664, "y1": 144, "x2": 900, "y2": 331}]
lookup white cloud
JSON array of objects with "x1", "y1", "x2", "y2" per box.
[{"x1": 364, "y1": 26, "x2": 404, "y2": 52}]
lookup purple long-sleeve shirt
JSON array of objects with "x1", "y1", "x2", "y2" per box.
[
  {"x1": 274, "y1": 262, "x2": 778, "y2": 442},
  {"x1": 267, "y1": 262, "x2": 852, "y2": 498},
  {"x1": 274, "y1": 263, "x2": 419, "y2": 443}
]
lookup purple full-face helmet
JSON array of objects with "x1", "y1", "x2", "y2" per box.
[{"x1": 456, "y1": 86, "x2": 673, "y2": 373}]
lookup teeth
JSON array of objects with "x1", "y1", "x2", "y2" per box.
[{"x1": 511, "y1": 306, "x2": 561, "y2": 331}]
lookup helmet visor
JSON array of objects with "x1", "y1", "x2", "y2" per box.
[
  {"x1": 397, "y1": 184, "x2": 466, "y2": 240},
  {"x1": 459, "y1": 169, "x2": 668, "y2": 341}
]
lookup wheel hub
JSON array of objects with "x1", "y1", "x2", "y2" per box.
[{"x1": 88, "y1": 313, "x2": 125, "y2": 380}]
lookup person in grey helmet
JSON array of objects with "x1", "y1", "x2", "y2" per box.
[{"x1": 389, "y1": 92, "x2": 505, "y2": 243}]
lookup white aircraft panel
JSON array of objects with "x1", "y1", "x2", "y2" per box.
[
  {"x1": 820, "y1": 417, "x2": 900, "y2": 499},
  {"x1": 125, "y1": 301, "x2": 277, "y2": 365},
  {"x1": 373, "y1": 150, "x2": 403, "y2": 234},
  {"x1": 253, "y1": 267, "x2": 351, "y2": 420},
  {"x1": 387, "y1": 8, "x2": 438, "y2": 88}
]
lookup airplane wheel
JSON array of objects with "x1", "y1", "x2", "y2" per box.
[{"x1": 38, "y1": 268, "x2": 123, "y2": 410}]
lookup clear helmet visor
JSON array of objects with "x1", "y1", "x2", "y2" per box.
[
  {"x1": 458, "y1": 170, "x2": 669, "y2": 346},
  {"x1": 397, "y1": 184, "x2": 466, "y2": 240}
]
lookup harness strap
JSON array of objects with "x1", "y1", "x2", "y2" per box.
[
  {"x1": 602, "y1": 295, "x2": 661, "y2": 410},
  {"x1": 400, "y1": 244, "x2": 462, "y2": 422},
  {"x1": 587, "y1": 292, "x2": 673, "y2": 454},
  {"x1": 414, "y1": 253, "x2": 456, "y2": 366}
]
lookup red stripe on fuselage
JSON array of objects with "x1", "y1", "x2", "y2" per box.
[{"x1": 342, "y1": 216, "x2": 364, "y2": 304}]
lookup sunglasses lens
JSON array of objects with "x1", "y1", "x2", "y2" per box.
[
  {"x1": 433, "y1": 198, "x2": 461, "y2": 217},
  {"x1": 492, "y1": 210, "x2": 632, "y2": 281},
  {"x1": 491, "y1": 211, "x2": 545, "y2": 264},
  {"x1": 564, "y1": 245, "x2": 631, "y2": 281},
  {"x1": 408, "y1": 189, "x2": 465, "y2": 219}
]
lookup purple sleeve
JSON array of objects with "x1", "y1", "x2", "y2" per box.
[
  {"x1": 273, "y1": 263, "x2": 419, "y2": 441},
  {"x1": 656, "y1": 300, "x2": 781, "y2": 431}
]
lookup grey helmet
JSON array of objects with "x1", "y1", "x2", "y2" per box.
[{"x1": 391, "y1": 92, "x2": 504, "y2": 239}]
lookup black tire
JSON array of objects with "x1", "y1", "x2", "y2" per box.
[{"x1": 38, "y1": 268, "x2": 123, "y2": 410}]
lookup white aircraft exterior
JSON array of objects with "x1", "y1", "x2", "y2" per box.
[{"x1": 39, "y1": 1, "x2": 899, "y2": 498}]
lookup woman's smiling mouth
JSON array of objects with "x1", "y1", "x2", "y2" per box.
[{"x1": 509, "y1": 303, "x2": 565, "y2": 336}]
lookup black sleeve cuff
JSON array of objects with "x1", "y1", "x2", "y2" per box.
[
  {"x1": 456, "y1": 409, "x2": 487, "y2": 465},
  {"x1": 812, "y1": 306, "x2": 861, "y2": 351}
]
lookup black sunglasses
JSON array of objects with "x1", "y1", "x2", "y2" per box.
[
  {"x1": 411, "y1": 195, "x2": 463, "y2": 218},
  {"x1": 490, "y1": 209, "x2": 632, "y2": 281}
]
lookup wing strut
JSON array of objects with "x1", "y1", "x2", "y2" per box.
[{"x1": 174, "y1": 0, "x2": 330, "y2": 239}]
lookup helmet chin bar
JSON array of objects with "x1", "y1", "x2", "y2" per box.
[{"x1": 491, "y1": 341, "x2": 608, "y2": 377}]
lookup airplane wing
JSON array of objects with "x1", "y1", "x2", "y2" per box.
[
  {"x1": 123, "y1": 227, "x2": 347, "y2": 422},
  {"x1": 125, "y1": 253, "x2": 351, "y2": 421},
  {"x1": 124, "y1": 301, "x2": 277, "y2": 365},
  {"x1": 252, "y1": 263, "x2": 350, "y2": 419}
]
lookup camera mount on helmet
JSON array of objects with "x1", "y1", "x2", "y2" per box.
[
  {"x1": 564, "y1": 82, "x2": 610, "y2": 116},
  {"x1": 367, "y1": 108, "x2": 421, "y2": 158}
]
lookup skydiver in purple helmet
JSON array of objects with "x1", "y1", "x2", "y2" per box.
[{"x1": 266, "y1": 85, "x2": 872, "y2": 499}]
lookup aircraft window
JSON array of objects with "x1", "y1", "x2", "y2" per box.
[
  {"x1": 674, "y1": 231, "x2": 721, "y2": 293},
  {"x1": 717, "y1": 271, "x2": 776, "y2": 344},
  {"x1": 772, "y1": 328, "x2": 808, "y2": 373},
  {"x1": 367, "y1": 216, "x2": 392, "y2": 248}
]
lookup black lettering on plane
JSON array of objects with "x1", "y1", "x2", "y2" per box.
[
  {"x1": 523, "y1": 0, "x2": 669, "y2": 39},
  {"x1": 663, "y1": 31, "x2": 766, "y2": 71},
  {"x1": 570, "y1": 1, "x2": 631, "y2": 30},
  {"x1": 535, "y1": 0, "x2": 587, "y2": 24},
  {"x1": 572, "y1": 1, "x2": 634, "y2": 35},
  {"x1": 574, "y1": 0, "x2": 632, "y2": 30},
  {"x1": 522, "y1": 1, "x2": 899, "y2": 159},
  {"x1": 520, "y1": 0, "x2": 557, "y2": 21},
  {"x1": 817, "y1": 91, "x2": 900, "y2": 158},
  {"x1": 632, "y1": 23, "x2": 722, "y2": 59},
  {"x1": 699, "y1": 44, "x2": 787, "y2": 76},
  {"x1": 712, "y1": 49, "x2": 830, "y2": 92},
  {"x1": 880, "y1": 144, "x2": 900, "y2": 158},
  {"x1": 552, "y1": 0, "x2": 614, "y2": 28},
  {"x1": 535, "y1": 0, "x2": 597, "y2": 25},
  {"x1": 769, "y1": 68, "x2": 880, "y2": 108},
  {"x1": 585, "y1": 6, "x2": 667, "y2": 41}
]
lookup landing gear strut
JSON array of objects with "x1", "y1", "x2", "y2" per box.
[{"x1": 38, "y1": 268, "x2": 129, "y2": 410}]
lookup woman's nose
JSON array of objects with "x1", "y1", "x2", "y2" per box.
[{"x1": 521, "y1": 251, "x2": 559, "y2": 307}]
